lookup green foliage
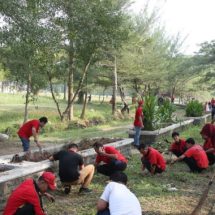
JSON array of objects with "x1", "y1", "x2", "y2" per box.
[
  {"x1": 185, "y1": 100, "x2": 204, "y2": 117},
  {"x1": 158, "y1": 99, "x2": 175, "y2": 123},
  {"x1": 143, "y1": 95, "x2": 157, "y2": 130},
  {"x1": 143, "y1": 96, "x2": 176, "y2": 130}
]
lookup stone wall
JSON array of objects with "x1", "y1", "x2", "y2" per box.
[
  {"x1": 0, "y1": 139, "x2": 133, "y2": 212},
  {"x1": 128, "y1": 114, "x2": 211, "y2": 145}
]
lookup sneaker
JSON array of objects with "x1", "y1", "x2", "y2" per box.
[
  {"x1": 79, "y1": 187, "x2": 92, "y2": 194},
  {"x1": 64, "y1": 186, "x2": 71, "y2": 195}
]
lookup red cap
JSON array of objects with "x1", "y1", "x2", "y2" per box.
[
  {"x1": 41, "y1": 171, "x2": 56, "y2": 190},
  {"x1": 138, "y1": 100, "x2": 144, "y2": 105}
]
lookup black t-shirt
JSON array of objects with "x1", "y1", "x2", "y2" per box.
[{"x1": 53, "y1": 150, "x2": 84, "y2": 182}]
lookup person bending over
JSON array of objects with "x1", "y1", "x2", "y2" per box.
[
  {"x1": 138, "y1": 144, "x2": 166, "y2": 175},
  {"x1": 172, "y1": 138, "x2": 208, "y2": 173},
  {"x1": 3, "y1": 171, "x2": 56, "y2": 215},
  {"x1": 18, "y1": 117, "x2": 48, "y2": 152},
  {"x1": 49, "y1": 143, "x2": 94, "y2": 194},
  {"x1": 169, "y1": 132, "x2": 187, "y2": 157},
  {"x1": 93, "y1": 142, "x2": 127, "y2": 176},
  {"x1": 97, "y1": 172, "x2": 142, "y2": 215}
]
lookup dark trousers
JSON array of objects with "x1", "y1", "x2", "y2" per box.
[
  {"x1": 97, "y1": 209, "x2": 110, "y2": 215},
  {"x1": 142, "y1": 159, "x2": 163, "y2": 174},
  {"x1": 184, "y1": 157, "x2": 205, "y2": 173},
  {"x1": 172, "y1": 150, "x2": 183, "y2": 157},
  {"x1": 15, "y1": 204, "x2": 35, "y2": 215},
  {"x1": 207, "y1": 153, "x2": 215, "y2": 165},
  {"x1": 212, "y1": 108, "x2": 215, "y2": 120},
  {"x1": 97, "y1": 160, "x2": 127, "y2": 176}
]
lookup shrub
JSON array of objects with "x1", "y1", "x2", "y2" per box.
[
  {"x1": 186, "y1": 100, "x2": 204, "y2": 117},
  {"x1": 143, "y1": 95, "x2": 158, "y2": 130},
  {"x1": 158, "y1": 99, "x2": 175, "y2": 123}
]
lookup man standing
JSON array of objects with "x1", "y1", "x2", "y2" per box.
[
  {"x1": 3, "y1": 171, "x2": 56, "y2": 215},
  {"x1": 133, "y1": 100, "x2": 144, "y2": 147},
  {"x1": 49, "y1": 143, "x2": 94, "y2": 194},
  {"x1": 172, "y1": 138, "x2": 208, "y2": 172},
  {"x1": 138, "y1": 144, "x2": 166, "y2": 175},
  {"x1": 169, "y1": 132, "x2": 187, "y2": 157},
  {"x1": 97, "y1": 172, "x2": 142, "y2": 215},
  {"x1": 17, "y1": 117, "x2": 48, "y2": 152},
  {"x1": 93, "y1": 143, "x2": 127, "y2": 177}
]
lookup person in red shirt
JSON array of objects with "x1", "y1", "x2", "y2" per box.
[
  {"x1": 17, "y1": 117, "x2": 48, "y2": 152},
  {"x1": 138, "y1": 144, "x2": 166, "y2": 175},
  {"x1": 3, "y1": 171, "x2": 56, "y2": 215},
  {"x1": 172, "y1": 138, "x2": 208, "y2": 172},
  {"x1": 93, "y1": 142, "x2": 128, "y2": 176},
  {"x1": 169, "y1": 132, "x2": 187, "y2": 157},
  {"x1": 200, "y1": 124, "x2": 215, "y2": 165},
  {"x1": 133, "y1": 100, "x2": 144, "y2": 147}
]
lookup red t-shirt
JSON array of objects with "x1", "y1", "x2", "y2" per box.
[
  {"x1": 95, "y1": 146, "x2": 127, "y2": 164},
  {"x1": 3, "y1": 178, "x2": 45, "y2": 215},
  {"x1": 170, "y1": 139, "x2": 187, "y2": 154},
  {"x1": 184, "y1": 145, "x2": 208, "y2": 168},
  {"x1": 18, "y1": 120, "x2": 40, "y2": 139},
  {"x1": 144, "y1": 147, "x2": 166, "y2": 171},
  {"x1": 134, "y1": 107, "x2": 143, "y2": 127},
  {"x1": 203, "y1": 138, "x2": 215, "y2": 154}
]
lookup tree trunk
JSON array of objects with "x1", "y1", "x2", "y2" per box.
[
  {"x1": 63, "y1": 79, "x2": 67, "y2": 100},
  {"x1": 112, "y1": 55, "x2": 117, "y2": 115},
  {"x1": 101, "y1": 87, "x2": 107, "y2": 104},
  {"x1": 47, "y1": 72, "x2": 63, "y2": 120},
  {"x1": 62, "y1": 55, "x2": 93, "y2": 120},
  {"x1": 77, "y1": 90, "x2": 84, "y2": 104},
  {"x1": 23, "y1": 73, "x2": 31, "y2": 123},
  {"x1": 80, "y1": 92, "x2": 88, "y2": 119}
]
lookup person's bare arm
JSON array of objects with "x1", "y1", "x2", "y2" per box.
[
  {"x1": 99, "y1": 152, "x2": 117, "y2": 159},
  {"x1": 139, "y1": 116, "x2": 143, "y2": 127},
  {"x1": 150, "y1": 165, "x2": 156, "y2": 175},
  {"x1": 205, "y1": 148, "x2": 215, "y2": 153},
  {"x1": 32, "y1": 127, "x2": 41, "y2": 150},
  {"x1": 97, "y1": 199, "x2": 108, "y2": 211},
  {"x1": 171, "y1": 154, "x2": 185, "y2": 164},
  {"x1": 49, "y1": 156, "x2": 54, "y2": 161}
]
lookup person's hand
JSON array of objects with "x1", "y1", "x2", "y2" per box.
[
  {"x1": 44, "y1": 193, "x2": 55, "y2": 203},
  {"x1": 170, "y1": 159, "x2": 176, "y2": 165}
]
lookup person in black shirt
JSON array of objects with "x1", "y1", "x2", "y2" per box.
[{"x1": 49, "y1": 143, "x2": 95, "y2": 194}]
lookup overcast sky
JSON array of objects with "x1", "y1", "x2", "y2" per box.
[{"x1": 131, "y1": 0, "x2": 215, "y2": 55}]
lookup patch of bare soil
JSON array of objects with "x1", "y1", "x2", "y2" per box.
[{"x1": 8, "y1": 138, "x2": 122, "y2": 163}]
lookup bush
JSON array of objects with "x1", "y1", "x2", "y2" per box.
[
  {"x1": 143, "y1": 95, "x2": 158, "y2": 130},
  {"x1": 158, "y1": 99, "x2": 175, "y2": 123},
  {"x1": 186, "y1": 100, "x2": 204, "y2": 117}
]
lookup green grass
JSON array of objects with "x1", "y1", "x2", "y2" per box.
[
  {"x1": 0, "y1": 93, "x2": 133, "y2": 140},
  {"x1": 44, "y1": 154, "x2": 215, "y2": 215}
]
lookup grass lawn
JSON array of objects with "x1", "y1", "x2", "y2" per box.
[
  {"x1": 44, "y1": 153, "x2": 215, "y2": 215},
  {"x1": 44, "y1": 125, "x2": 215, "y2": 215}
]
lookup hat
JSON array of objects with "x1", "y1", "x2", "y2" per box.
[
  {"x1": 138, "y1": 100, "x2": 144, "y2": 105},
  {"x1": 41, "y1": 172, "x2": 56, "y2": 190}
]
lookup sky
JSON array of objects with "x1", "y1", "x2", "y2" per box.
[{"x1": 131, "y1": 0, "x2": 215, "y2": 55}]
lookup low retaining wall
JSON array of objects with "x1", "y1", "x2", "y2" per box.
[
  {"x1": 0, "y1": 138, "x2": 133, "y2": 211},
  {"x1": 128, "y1": 114, "x2": 211, "y2": 145}
]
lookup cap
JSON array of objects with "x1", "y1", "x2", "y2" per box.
[
  {"x1": 138, "y1": 100, "x2": 144, "y2": 105},
  {"x1": 41, "y1": 171, "x2": 56, "y2": 190}
]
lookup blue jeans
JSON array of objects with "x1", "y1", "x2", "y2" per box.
[
  {"x1": 19, "y1": 137, "x2": 30, "y2": 152},
  {"x1": 134, "y1": 126, "x2": 141, "y2": 146}
]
